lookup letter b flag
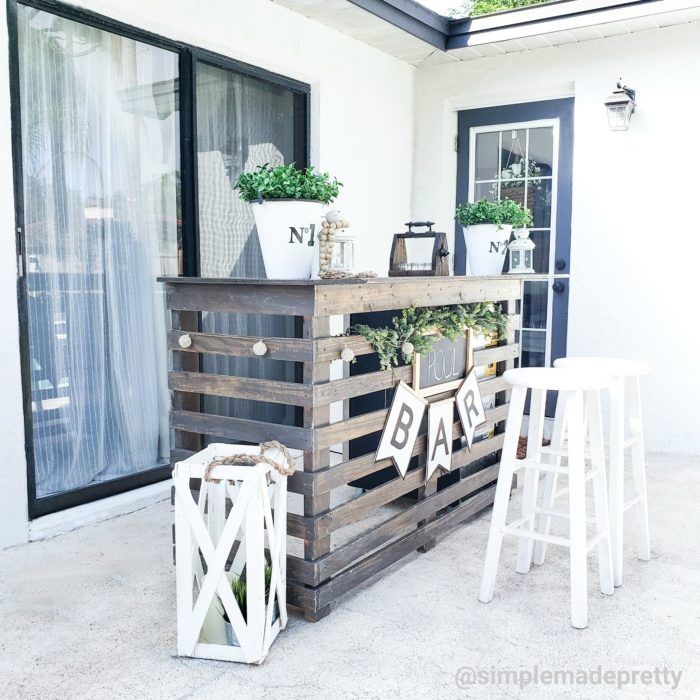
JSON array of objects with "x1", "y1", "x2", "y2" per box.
[{"x1": 376, "y1": 381, "x2": 428, "y2": 478}]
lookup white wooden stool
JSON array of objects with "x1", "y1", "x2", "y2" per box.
[
  {"x1": 478, "y1": 367, "x2": 614, "y2": 629},
  {"x1": 550, "y1": 357, "x2": 651, "y2": 587}
]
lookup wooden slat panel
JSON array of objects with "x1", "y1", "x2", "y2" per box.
[
  {"x1": 315, "y1": 315, "x2": 519, "y2": 361},
  {"x1": 475, "y1": 343, "x2": 519, "y2": 366},
  {"x1": 315, "y1": 402, "x2": 509, "y2": 451},
  {"x1": 286, "y1": 430, "x2": 505, "y2": 541},
  {"x1": 314, "y1": 277, "x2": 522, "y2": 315},
  {"x1": 168, "y1": 330, "x2": 312, "y2": 361},
  {"x1": 315, "y1": 486, "x2": 497, "y2": 608},
  {"x1": 314, "y1": 432, "x2": 505, "y2": 538},
  {"x1": 312, "y1": 428, "x2": 504, "y2": 495},
  {"x1": 169, "y1": 370, "x2": 312, "y2": 407},
  {"x1": 166, "y1": 282, "x2": 314, "y2": 315},
  {"x1": 313, "y1": 366, "x2": 411, "y2": 404},
  {"x1": 170, "y1": 410, "x2": 313, "y2": 450},
  {"x1": 286, "y1": 485, "x2": 497, "y2": 611},
  {"x1": 318, "y1": 464, "x2": 499, "y2": 582},
  {"x1": 311, "y1": 345, "x2": 517, "y2": 406}
]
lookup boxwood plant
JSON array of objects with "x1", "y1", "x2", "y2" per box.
[
  {"x1": 235, "y1": 162, "x2": 342, "y2": 204},
  {"x1": 455, "y1": 198, "x2": 532, "y2": 229}
]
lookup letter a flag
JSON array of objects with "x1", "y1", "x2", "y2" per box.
[
  {"x1": 455, "y1": 368, "x2": 486, "y2": 450},
  {"x1": 376, "y1": 381, "x2": 428, "y2": 478},
  {"x1": 427, "y1": 398, "x2": 455, "y2": 481}
]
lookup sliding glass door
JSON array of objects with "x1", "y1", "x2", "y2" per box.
[
  {"x1": 17, "y1": 5, "x2": 179, "y2": 507},
  {"x1": 195, "y1": 61, "x2": 305, "y2": 428},
  {"x1": 12, "y1": 1, "x2": 310, "y2": 516}
]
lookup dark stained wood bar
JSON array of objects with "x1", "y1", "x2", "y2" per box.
[{"x1": 162, "y1": 276, "x2": 523, "y2": 621}]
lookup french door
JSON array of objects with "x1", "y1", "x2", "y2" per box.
[
  {"x1": 456, "y1": 99, "x2": 574, "y2": 411},
  {"x1": 10, "y1": 0, "x2": 309, "y2": 516}
]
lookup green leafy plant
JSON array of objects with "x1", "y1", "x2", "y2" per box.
[
  {"x1": 219, "y1": 564, "x2": 273, "y2": 623},
  {"x1": 455, "y1": 198, "x2": 532, "y2": 229},
  {"x1": 347, "y1": 302, "x2": 509, "y2": 371},
  {"x1": 234, "y1": 163, "x2": 342, "y2": 204},
  {"x1": 449, "y1": 0, "x2": 549, "y2": 18}
]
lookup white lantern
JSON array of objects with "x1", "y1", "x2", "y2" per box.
[
  {"x1": 331, "y1": 230, "x2": 355, "y2": 273},
  {"x1": 605, "y1": 80, "x2": 636, "y2": 132},
  {"x1": 507, "y1": 229, "x2": 535, "y2": 274}
]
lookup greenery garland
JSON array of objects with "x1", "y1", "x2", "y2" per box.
[{"x1": 346, "y1": 302, "x2": 509, "y2": 371}]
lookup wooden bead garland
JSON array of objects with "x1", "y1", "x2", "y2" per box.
[{"x1": 319, "y1": 211, "x2": 351, "y2": 274}]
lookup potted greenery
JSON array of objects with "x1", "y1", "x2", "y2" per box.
[
  {"x1": 217, "y1": 564, "x2": 277, "y2": 647},
  {"x1": 235, "y1": 163, "x2": 342, "y2": 279},
  {"x1": 455, "y1": 198, "x2": 532, "y2": 276}
]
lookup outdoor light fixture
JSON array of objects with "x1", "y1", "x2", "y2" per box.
[{"x1": 605, "y1": 79, "x2": 636, "y2": 131}]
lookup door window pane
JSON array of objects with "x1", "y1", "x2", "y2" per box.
[
  {"x1": 475, "y1": 181, "x2": 498, "y2": 201},
  {"x1": 529, "y1": 230, "x2": 551, "y2": 274},
  {"x1": 521, "y1": 330, "x2": 546, "y2": 367},
  {"x1": 500, "y1": 129, "x2": 527, "y2": 178},
  {"x1": 475, "y1": 131, "x2": 499, "y2": 181},
  {"x1": 522, "y1": 280, "x2": 548, "y2": 329},
  {"x1": 18, "y1": 7, "x2": 179, "y2": 497},
  {"x1": 531, "y1": 179, "x2": 552, "y2": 228},
  {"x1": 528, "y1": 127, "x2": 554, "y2": 175}
]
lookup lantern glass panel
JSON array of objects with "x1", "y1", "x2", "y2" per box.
[
  {"x1": 332, "y1": 232, "x2": 355, "y2": 273},
  {"x1": 511, "y1": 250, "x2": 521, "y2": 269},
  {"x1": 606, "y1": 102, "x2": 633, "y2": 131},
  {"x1": 524, "y1": 249, "x2": 533, "y2": 270}
]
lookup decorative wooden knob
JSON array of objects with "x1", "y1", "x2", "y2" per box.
[
  {"x1": 341, "y1": 346, "x2": 356, "y2": 363},
  {"x1": 178, "y1": 333, "x2": 192, "y2": 349},
  {"x1": 253, "y1": 340, "x2": 268, "y2": 356}
]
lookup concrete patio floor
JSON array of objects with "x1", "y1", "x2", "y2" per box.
[{"x1": 1, "y1": 453, "x2": 698, "y2": 700}]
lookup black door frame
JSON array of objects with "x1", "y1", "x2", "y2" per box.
[
  {"x1": 456, "y1": 98, "x2": 574, "y2": 384},
  {"x1": 7, "y1": 0, "x2": 310, "y2": 518}
]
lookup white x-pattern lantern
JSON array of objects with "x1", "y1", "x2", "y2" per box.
[{"x1": 173, "y1": 443, "x2": 293, "y2": 664}]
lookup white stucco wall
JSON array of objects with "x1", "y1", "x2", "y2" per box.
[
  {"x1": 411, "y1": 22, "x2": 700, "y2": 456},
  {"x1": 0, "y1": 0, "x2": 415, "y2": 546}
]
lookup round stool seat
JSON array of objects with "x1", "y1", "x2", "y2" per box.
[
  {"x1": 554, "y1": 356, "x2": 650, "y2": 377},
  {"x1": 504, "y1": 367, "x2": 610, "y2": 392}
]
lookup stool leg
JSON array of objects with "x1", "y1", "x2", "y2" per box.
[
  {"x1": 533, "y1": 393, "x2": 567, "y2": 566},
  {"x1": 608, "y1": 376, "x2": 626, "y2": 587},
  {"x1": 479, "y1": 385, "x2": 527, "y2": 604},
  {"x1": 586, "y1": 389, "x2": 614, "y2": 596},
  {"x1": 566, "y1": 391, "x2": 588, "y2": 629},
  {"x1": 516, "y1": 387, "x2": 546, "y2": 573},
  {"x1": 627, "y1": 376, "x2": 651, "y2": 561}
]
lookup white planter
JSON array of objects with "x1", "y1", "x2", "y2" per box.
[
  {"x1": 462, "y1": 223, "x2": 513, "y2": 276},
  {"x1": 252, "y1": 200, "x2": 324, "y2": 279}
]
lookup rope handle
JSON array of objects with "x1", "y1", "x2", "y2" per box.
[{"x1": 203, "y1": 440, "x2": 296, "y2": 483}]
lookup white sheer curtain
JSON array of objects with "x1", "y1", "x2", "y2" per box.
[
  {"x1": 18, "y1": 7, "x2": 179, "y2": 497},
  {"x1": 196, "y1": 64, "x2": 298, "y2": 427}
]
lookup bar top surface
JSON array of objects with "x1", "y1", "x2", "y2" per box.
[{"x1": 158, "y1": 274, "x2": 565, "y2": 286}]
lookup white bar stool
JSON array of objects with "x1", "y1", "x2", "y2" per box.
[
  {"x1": 478, "y1": 367, "x2": 614, "y2": 629},
  {"x1": 548, "y1": 357, "x2": 651, "y2": 587}
]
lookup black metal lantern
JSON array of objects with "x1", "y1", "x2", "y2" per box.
[{"x1": 605, "y1": 80, "x2": 636, "y2": 131}]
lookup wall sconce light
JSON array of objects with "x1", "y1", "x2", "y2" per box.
[{"x1": 605, "y1": 79, "x2": 636, "y2": 131}]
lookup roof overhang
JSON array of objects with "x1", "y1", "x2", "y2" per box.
[{"x1": 274, "y1": 0, "x2": 700, "y2": 64}]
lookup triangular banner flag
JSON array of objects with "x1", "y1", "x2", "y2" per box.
[
  {"x1": 426, "y1": 398, "x2": 455, "y2": 481},
  {"x1": 375, "y1": 381, "x2": 427, "y2": 479},
  {"x1": 455, "y1": 367, "x2": 486, "y2": 450}
]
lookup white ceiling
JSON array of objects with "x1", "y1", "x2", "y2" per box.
[{"x1": 273, "y1": 0, "x2": 700, "y2": 65}]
